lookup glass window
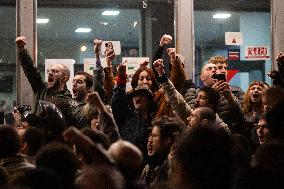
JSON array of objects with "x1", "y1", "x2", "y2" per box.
[
  {"x1": 37, "y1": 0, "x2": 175, "y2": 75},
  {"x1": 194, "y1": 0, "x2": 271, "y2": 91},
  {"x1": 0, "y1": 1, "x2": 16, "y2": 123}
]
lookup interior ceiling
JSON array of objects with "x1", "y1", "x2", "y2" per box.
[
  {"x1": 1, "y1": 0, "x2": 270, "y2": 10},
  {"x1": 0, "y1": 0, "x2": 270, "y2": 45}
]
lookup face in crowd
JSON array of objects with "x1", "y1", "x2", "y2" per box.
[
  {"x1": 138, "y1": 71, "x2": 153, "y2": 89},
  {"x1": 187, "y1": 109, "x2": 202, "y2": 128},
  {"x1": 249, "y1": 84, "x2": 263, "y2": 103},
  {"x1": 47, "y1": 64, "x2": 69, "y2": 91},
  {"x1": 73, "y1": 75, "x2": 89, "y2": 101},
  {"x1": 147, "y1": 126, "x2": 169, "y2": 157},
  {"x1": 256, "y1": 117, "x2": 269, "y2": 145},
  {"x1": 195, "y1": 91, "x2": 209, "y2": 108},
  {"x1": 215, "y1": 62, "x2": 228, "y2": 79},
  {"x1": 200, "y1": 63, "x2": 217, "y2": 87},
  {"x1": 132, "y1": 93, "x2": 149, "y2": 112}
]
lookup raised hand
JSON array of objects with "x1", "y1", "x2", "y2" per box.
[
  {"x1": 167, "y1": 48, "x2": 176, "y2": 60},
  {"x1": 15, "y1": 36, "x2": 27, "y2": 51},
  {"x1": 140, "y1": 59, "x2": 149, "y2": 68},
  {"x1": 117, "y1": 62, "x2": 127, "y2": 75},
  {"x1": 276, "y1": 52, "x2": 284, "y2": 63},
  {"x1": 106, "y1": 49, "x2": 116, "y2": 67},
  {"x1": 86, "y1": 92, "x2": 104, "y2": 111},
  {"x1": 93, "y1": 39, "x2": 102, "y2": 53},
  {"x1": 159, "y1": 34, "x2": 172, "y2": 47},
  {"x1": 153, "y1": 59, "x2": 165, "y2": 76}
]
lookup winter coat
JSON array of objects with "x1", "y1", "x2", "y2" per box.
[{"x1": 19, "y1": 49, "x2": 72, "y2": 115}]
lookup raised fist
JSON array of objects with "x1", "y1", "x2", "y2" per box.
[
  {"x1": 15, "y1": 36, "x2": 26, "y2": 49},
  {"x1": 93, "y1": 39, "x2": 102, "y2": 53},
  {"x1": 153, "y1": 59, "x2": 165, "y2": 76},
  {"x1": 86, "y1": 92, "x2": 103, "y2": 108},
  {"x1": 167, "y1": 48, "x2": 176, "y2": 60},
  {"x1": 117, "y1": 62, "x2": 127, "y2": 75},
  {"x1": 140, "y1": 59, "x2": 149, "y2": 68},
  {"x1": 159, "y1": 34, "x2": 172, "y2": 47}
]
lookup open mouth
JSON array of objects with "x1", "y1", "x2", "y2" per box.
[
  {"x1": 147, "y1": 144, "x2": 153, "y2": 154},
  {"x1": 135, "y1": 98, "x2": 142, "y2": 104},
  {"x1": 253, "y1": 94, "x2": 260, "y2": 98},
  {"x1": 48, "y1": 76, "x2": 54, "y2": 84},
  {"x1": 72, "y1": 89, "x2": 78, "y2": 96}
]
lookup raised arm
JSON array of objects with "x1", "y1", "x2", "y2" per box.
[
  {"x1": 63, "y1": 127, "x2": 114, "y2": 165},
  {"x1": 92, "y1": 39, "x2": 106, "y2": 102},
  {"x1": 103, "y1": 47, "x2": 116, "y2": 104},
  {"x1": 153, "y1": 59, "x2": 192, "y2": 123},
  {"x1": 167, "y1": 48, "x2": 186, "y2": 91},
  {"x1": 111, "y1": 63, "x2": 129, "y2": 129},
  {"x1": 16, "y1": 36, "x2": 45, "y2": 92},
  {"x1": 152, "y1": 34, "x2": 172, "y2": 77},
  {"x1": 86, "y1": 92, "x2": 121, "y2": 143}
]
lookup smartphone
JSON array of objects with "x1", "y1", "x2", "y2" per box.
[
  {"x1": 104, "y1": 42, "x2": 114, "y2": 56},
  {"x1": 212, "y1": 73, "x2": 226, "y2": 81}
]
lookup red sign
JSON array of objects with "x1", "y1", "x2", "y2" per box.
[
  {"x1": 245, "y1": 46, "x2": 270, "y2": 60},
  {"x1": 228, "y1": 49, "x2": 240, "y2": 61}
]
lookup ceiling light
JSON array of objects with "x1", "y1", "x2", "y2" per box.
[
  {"x1": 213, "y1": 13, "x2": 231, "y2": 19},
  {"x1": 37, "y1": 18, "x2": 49, "y2": 24},
  {"x1": 102, "y1": 10, "x2": 120, "y2": 16},
  {"x1": 75, "y1": 28, "x2": 91, "y2": 33},
  {"x1": 81, "y1": 45, "x2": 87, "y2": 52}
]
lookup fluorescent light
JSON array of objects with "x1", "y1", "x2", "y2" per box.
[
  {"x1": 102, "y1": 10, "x2": 120, "y2": 16},
  {"x1": 81, "y1": 45, "x2": 87, "y2": 52},
  {"x1": 37, "y1": 18, "x2": 49, "y2": 24},
  {"x1": 75, "y1": 28, "x2": 91, "y2": 33},
  {"x1": 213, "y1": 13, "x2": 231, "y2": 19}
]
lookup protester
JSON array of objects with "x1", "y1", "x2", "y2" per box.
[{"x1": 16, "y1": 36, "x2": 72, "y2": 115}]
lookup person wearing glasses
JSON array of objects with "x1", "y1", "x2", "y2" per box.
[{"x1": 16, "y1": 36, "x2": 72, "y2": 115}]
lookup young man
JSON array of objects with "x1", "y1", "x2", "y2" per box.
[
  {"x1": 69, "y1": 71, "x2": 94, "y2": 128},
  {"x1": 140, "y1": 116, "x2": 185, "y2": 187},
  {"x1": 208, "y1": 55, "x2": 244, "y2": 103},
  {"x1": 16, "y1": 36, "x2": 71, "y2": 115},
  {"x1": 154, "y1": 59, "x2": 243, "y2": 134},
  {"x1": 187, "y1": 107, "x2": 216, "y2": 128}
]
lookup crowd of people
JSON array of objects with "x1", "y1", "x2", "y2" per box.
[{"x1": 0, "y1": 34, "x2": 283, "y2": 189}]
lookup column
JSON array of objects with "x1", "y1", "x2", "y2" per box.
[{"x1": 16, "y1": 0, "x2": 37, "y2": 105}]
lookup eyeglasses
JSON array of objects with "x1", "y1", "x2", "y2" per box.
[{"x1": 47, "y1": 68, "x2": 62, "y2": 74}]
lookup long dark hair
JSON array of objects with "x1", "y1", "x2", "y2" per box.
[{"x1": 131, "y1": 67, "x2": 159, "y2": 93}]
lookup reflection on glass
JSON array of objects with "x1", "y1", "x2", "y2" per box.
[
  {"x1": 0, "y1": 5, "x2": 16, "y2": 120},
  {"x1": 194, "y1": 0, "x2": 271, "y2": 91}
]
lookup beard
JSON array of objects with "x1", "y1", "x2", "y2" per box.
[{"x1": 48, "y1": 78, "x2": 61, "y2": 91}]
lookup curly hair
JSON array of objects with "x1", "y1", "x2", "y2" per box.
[
  {"x1": 131, "y1": 67, "x2": 159, "y2": 92},
  {"x1": 208, "y1": 55, "x2": 228, "y2": 66},
  {"x1": 243, "y1": 81, "x2": 265, "y2": 115}
]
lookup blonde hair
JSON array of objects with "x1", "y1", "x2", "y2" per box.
[{"x1": 208, "y1": 55, "x2": 228, "y2": 66}]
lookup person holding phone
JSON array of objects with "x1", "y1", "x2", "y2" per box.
[{"x1": 208, "y1": 55, "x2": 245, "y2": 105}]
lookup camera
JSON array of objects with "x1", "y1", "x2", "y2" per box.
[{"x1": 212, "y1": 73, "x2": 226, "y2": 81}]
